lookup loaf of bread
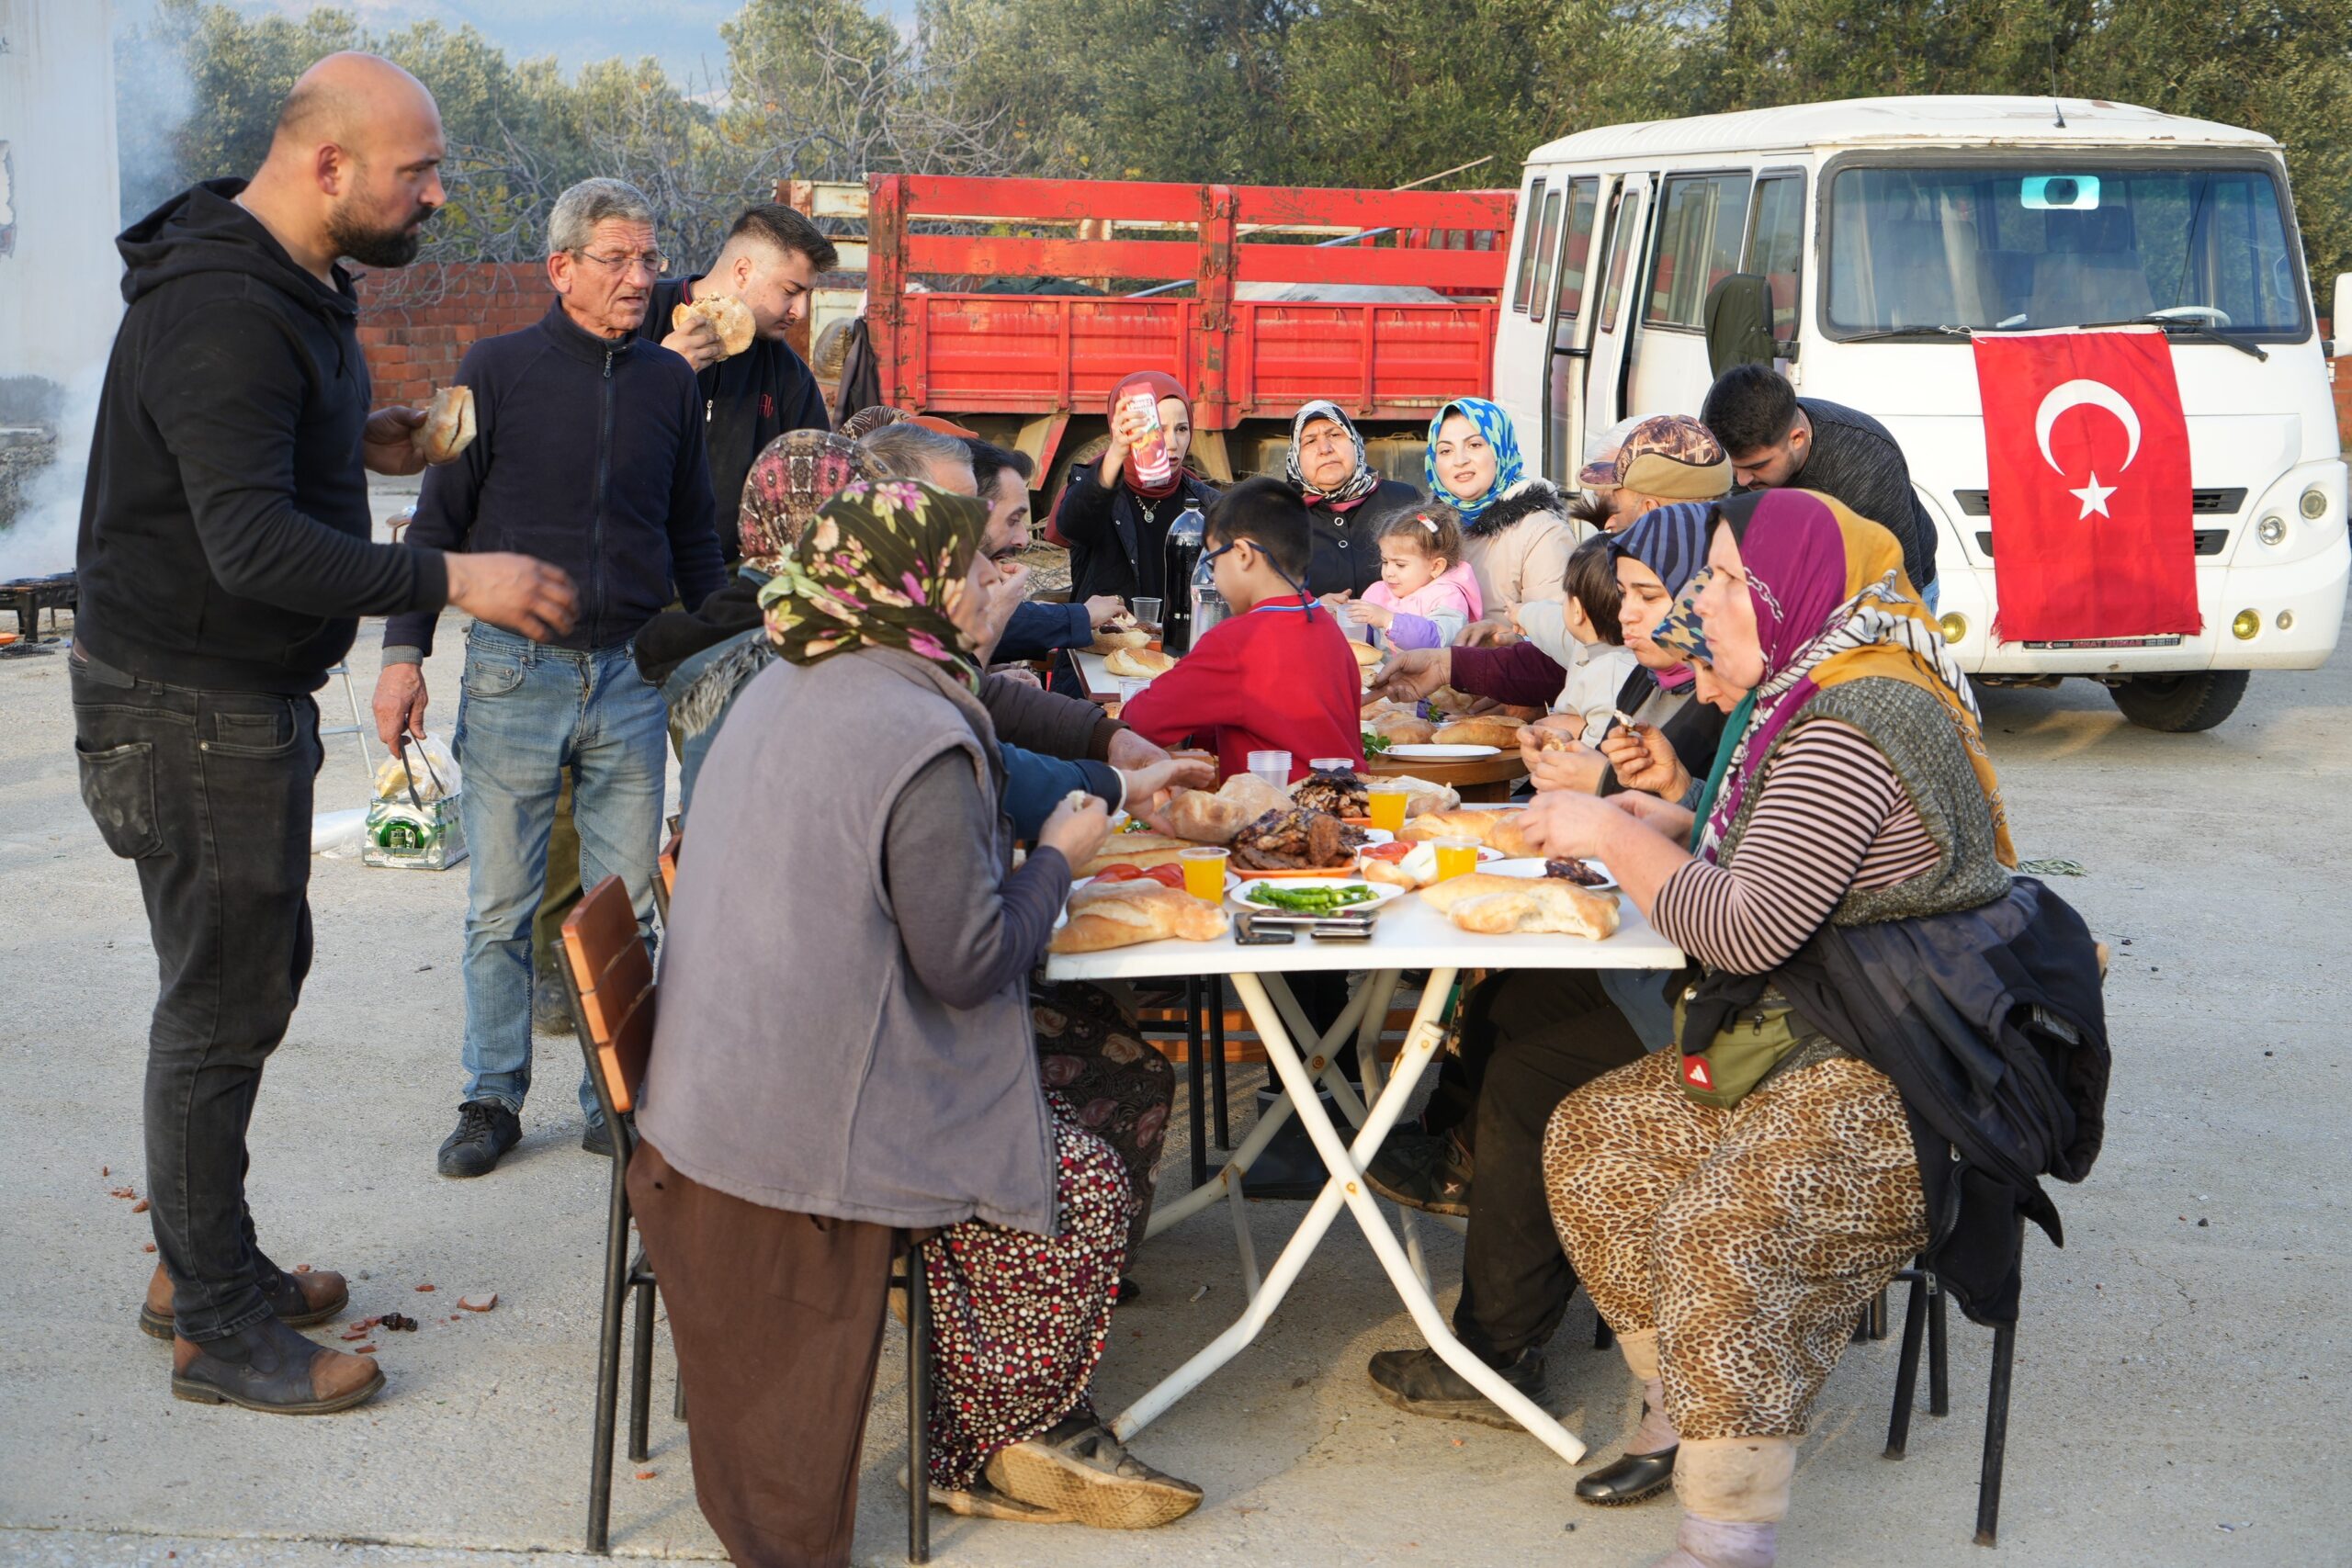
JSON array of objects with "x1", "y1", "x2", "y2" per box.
[
  {"x1": 1090, "y1": 626, "x2": 1151, "y2": 654},
  {"x1": 1483, "y1": 809, "x2": 1542, "y2": 858},
  {"x1": 1161, "y1": 773, "x2": 1293, "y2": 844},
  {"x1": 1430, "y1": 716, "x2": 1522, "y2": 750},
  {"x1": 1050, "y1": 880, "x2": 1232, "y2": 953},
  {"x1": 1077, "y1": 833, "x2": 1194, "y2": 875},
  {"x1": 1397, "y1": 806, "x2": 1541, "y2": 857},
  {"x1": 1102, "y1": 647, "x2": 1177, "y2": 678},
  {"x1": 412, "y1": 385, "x2": 476, "y2": 464},
  {"x1": 1363, "y1": 706, "x2": 1438, "y2": 745},
  {"x1": 1418, "y1": 872, "x2": 1619, "y2": 940}
]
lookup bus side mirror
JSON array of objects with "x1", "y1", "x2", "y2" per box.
[{"x1": 2333, "y1": 273, "x2": 2351, "y2": 358}]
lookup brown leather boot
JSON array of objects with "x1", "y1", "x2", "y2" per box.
[
  {"x1": 140, "y1": 1262, "x2": 349, "y2": 1341},
  {"x1": 171, "y1": 1315, "x2": 384, "y2": 1415}
]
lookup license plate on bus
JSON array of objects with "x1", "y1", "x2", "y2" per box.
[{"x1": 2020, "y1": 636, "x2": 2184, "y2": 649}]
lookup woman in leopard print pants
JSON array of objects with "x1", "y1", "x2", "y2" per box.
[{"x1": 1517, "y1": 493, "x2": 2014, "y2": 1568}]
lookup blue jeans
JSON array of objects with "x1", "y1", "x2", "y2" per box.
[
  {"x1": 454, "y1": 623, "x2": 666, "y2": 1121},
  {"x1": 1921, "y1": 577, "x2": 1940, "y2": 615}
]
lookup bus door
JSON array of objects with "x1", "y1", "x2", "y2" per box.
[
  {"x1": 1538, "y1": 173, "x2": 1608, "y2": 486},
  {"x1": 1581, "y1": 172, "x2": 1654, "y2": 444}
]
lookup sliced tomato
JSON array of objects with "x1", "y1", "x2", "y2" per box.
[
  {"x1": 1091, "y1": 863, "x2": 1148, "y2": 881},
  {"x1": 1141, "y1": 864, "x2": 1188, "y2": 889},
  {"x1": 1362, "y1": 840, "x2": 1413, "y2": 862}
]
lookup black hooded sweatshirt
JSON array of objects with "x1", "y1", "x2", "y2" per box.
[{"x1": 75, "y1": 179, "x2": 447, "y2": 694}]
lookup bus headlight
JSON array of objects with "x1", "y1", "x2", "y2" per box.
[
  {"x1": 2232, "y1": 609, "x2": 2261, "y2": 640},
  {"x1": 2257, "y1": 515, "x2": 2287, "y2": 546},
  {"x1": 2300, "y1": 486, "x2": 2331, "y2": 521},
  {"x1": 1938, "y1": 612, "x2": 1967, "y2": 645}
]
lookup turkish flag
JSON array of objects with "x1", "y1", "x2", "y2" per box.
[{"x1": 1973, "y1": 328, "x2": 2200, "y2": 641}]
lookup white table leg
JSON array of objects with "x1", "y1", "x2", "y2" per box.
[
  {"x1": 1351, "y1": 980, "x2": 1434, "y2": 1295},
  {"x1": 1110, "y1": 968, "x2": 1588, "y2": 1465}
]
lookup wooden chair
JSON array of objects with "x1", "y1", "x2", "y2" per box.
[{"x1": 560, "y1": 875, "x2": 667, "y2": 1554}]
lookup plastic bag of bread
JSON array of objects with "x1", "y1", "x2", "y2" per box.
[
  {"x1": 1160, "y1": 773, "x2": 1292, "y2": 844},
  {"x1": 672, "y1": 293, "x2": 756, "y2": 356},
  {"x1": 373, "y1": 734, "x2": 461, "y2": 803},
  {"x1": 1102, "y1": 647, "x2": 1176, "y2": 678},
  {"x1": 1381, "y1": 775, "x2": 1461, "y2": 817},
  {"x1": 1051, "y1": 880, "x2": 1232, "y2": 953},
  {"x1": 1430, "y1": 716, "x2": 1522, "y2": 750},
  {"x1": 1419, "y1": 871, "x2": 1619, "y2": 940}
]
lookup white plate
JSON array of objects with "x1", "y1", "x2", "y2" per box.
[
  {"x1": 1057, "y1": 871, "x2": 1239, "y2": 929},
  {"x1": 1485, "y1": 857, "x2": 1620, "y2": 891},
  {"x1": 1385, "y1": 742, "x2": 1501, "y2": 760},
  {"x1": 1227, "y1": 877, "x2": 1405, "y2": 917}
]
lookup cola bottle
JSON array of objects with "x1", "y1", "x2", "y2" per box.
[{"x1": 1160, "y1": 504, "x2": 1206, "y2": 655}]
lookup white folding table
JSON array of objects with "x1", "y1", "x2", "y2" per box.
[{"x1": 1045, "y1": 889, "x2": 1684, "y2": 1463}]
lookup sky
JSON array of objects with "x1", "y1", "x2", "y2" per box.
[{"x1": 116, "y1": 0, "x2": 779, "y2": 85}]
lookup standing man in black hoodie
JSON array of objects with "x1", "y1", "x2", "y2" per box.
[{"x1": 73, "y1": 52, "x2": 576, "y2": 1416}]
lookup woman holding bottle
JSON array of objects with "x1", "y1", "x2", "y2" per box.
[{"x1": 1050, "y1": 371, "x2": 1221, "y2": 606}]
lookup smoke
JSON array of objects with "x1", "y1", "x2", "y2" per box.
[
  {"x1": 114, "y1": 23, "x2": 198, "y2": 226},
  {"x1": 0, "y1": 364, "x2": 103, "y2": 581}
]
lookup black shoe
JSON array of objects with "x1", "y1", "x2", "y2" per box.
[
  {"x1": 1363, "y1": 1127, "x2": 1474, "y2": 1218},
  {"x1": 1366, "y1": 1344, "x2": 1546, "y2": 1429},
  {"x1": 1574, "y1": 1439, "x2": 1679, "y2": 1506},
  {"x1": 437, "y1": 1100, "x2": 522, "y2": 1178},
  {"x1": 1240, "y1": 1089, "x2": 1341, "y2": 1201},
  {"x1": 1114, "y1": 1277, "x2": 1140, "y2": 1308},
  {"x1": 581, "y1": 1118, "x2": 614, "y2": 1158}
]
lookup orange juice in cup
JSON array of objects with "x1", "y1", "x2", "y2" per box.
[
  {"x1": 1432, "y1": 838, "x2": 1479, "y2": 882},
  {"x1": 1366, "y1": 783, "x2": 1410, "y2": 833},
  {"x1": 1180, "y1": 846, "x2": 1229, "y2": 901}
]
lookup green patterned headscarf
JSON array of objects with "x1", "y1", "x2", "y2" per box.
[{"x1": 758, "y1": 479, "x2": 992, "y2": 692}]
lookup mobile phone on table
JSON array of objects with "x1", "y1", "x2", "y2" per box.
[{"x1": 1234, "y1": 916, "x2": 1296, "y2": 945}]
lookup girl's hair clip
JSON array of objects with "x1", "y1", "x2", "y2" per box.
[{"x1": 1418, "y1": 514, "x2": 1440, "y2": 534}]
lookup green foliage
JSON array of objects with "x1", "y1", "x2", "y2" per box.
[{"x1": 116, "y1": 0, "x2": 2352, "y2": 288}]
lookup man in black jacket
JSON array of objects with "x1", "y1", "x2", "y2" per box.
[
  {"x1": 73, "y1": 52, "x2": 574, "y2": 1416},
  {"x1": 372, "y1": 176, "x2": 724, "y2": 1179},
  {"x1": 644, "y1": 203, "x2": 837, "y2": 560}
]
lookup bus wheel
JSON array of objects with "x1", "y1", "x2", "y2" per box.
[{"x1": 2108, "y1": 671, "x2": 2249, "y2": 732}]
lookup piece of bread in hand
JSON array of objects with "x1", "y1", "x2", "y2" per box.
[
  {"x1": 1350, "y1": 641, "x2": 1384, "y2": 669},
  {"x1": 1090, "y1": 626, "x2": 1151, "y2": 654},
  {"x1": 1103, "y1": 647, "x2": 1176, "y2": 678},
  {"x1": 1163, "y1": 773, "x2": 1295, "y2": 844},
  {"x1": 1427, "y1": 686, "x2": 1480, "y2": 716},
  {"x1": 672, "y1": 294, "x2": 757, "y2": 356},
  {"x1": 1430, "y1": 716, "x2": 1522, "y2": 750},
  {"x1": 1419, "y1": 872, "x2": 1620, "y2": 940},
  {"x1": 1482, "y1": 808, "x2": 1542, "y2": 858},
  {"x1": 1051, "y1": 881, "x2": 1233, "y2": 953},
  {"x1": 412, "y1": 385, "x2": 476, "y2": 464}
]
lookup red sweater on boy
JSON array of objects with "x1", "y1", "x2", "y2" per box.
[{"x1": 1119, "y1": 594, "x2": 1367, "y2": 781}]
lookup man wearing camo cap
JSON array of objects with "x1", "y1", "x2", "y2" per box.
[{"x1": 1578, "y1": 413, "x2": 1733, "y2": 528}]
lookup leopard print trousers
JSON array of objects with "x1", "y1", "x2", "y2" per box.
[{"x1": 1542, "y1": 1049, "x2": 1927, "y2": 1440}]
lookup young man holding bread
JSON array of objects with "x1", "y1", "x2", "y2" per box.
[
  {"x1": 374, "y1": 175, "x2": 725, "y2": 1179},
  {"x1": 74, "y1": 53, "x2": 576, "y2": 1416},
  {"x1": 642, "y1": 203, "x2": 838, "y2": 565}
]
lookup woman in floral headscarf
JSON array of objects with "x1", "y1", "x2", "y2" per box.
[
  {"x1": 637, "y1": 480, "x2": 1204, "y2": 1557},
  {"x1": 1285, "y1": 400, "x2": 1419, "y2": 597},
  {"x1": 1516, "y1": 489, "x2": 2079, "y2": 1568},
  {"x1": 633, "y1": 430, "x2": 885, "y2": 812},
  {"x1": 1425, "y1": 397, "x2": 1581, "y2": 634}
]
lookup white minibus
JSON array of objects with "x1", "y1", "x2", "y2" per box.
[{"x1": 1492, "y1": 95, "x2": 2347, "y2": 729}]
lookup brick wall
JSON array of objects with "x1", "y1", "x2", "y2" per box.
[{"x1": 353, "y1": 263, "x2": 544, "y2": 408}]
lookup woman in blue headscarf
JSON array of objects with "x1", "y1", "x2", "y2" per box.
[{"x1": 1426, "y1": 398, "x2": 1581, "y2": 631}]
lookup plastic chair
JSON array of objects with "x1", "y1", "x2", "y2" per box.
[{"x1": 559, "y1": 875, "x2": 669, "y2": 1553}]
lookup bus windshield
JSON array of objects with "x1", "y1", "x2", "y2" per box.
[{"x1": 1825, "y1": 162, "x2": 2304, "y2": 338}]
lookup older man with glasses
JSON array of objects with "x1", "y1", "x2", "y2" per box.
[{"x1": 373, "y1": 176, "x2": 725, "y2": 1178}]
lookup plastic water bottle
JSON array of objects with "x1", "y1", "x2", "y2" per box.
[{"x1": 1189, "y1": 542, "x2": 1228, "y2": 646}]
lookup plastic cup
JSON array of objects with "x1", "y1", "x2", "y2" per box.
[
  {"x1": 1433, "y1": 838, "x2": 1479, "y2": 882},
  {"x1": 1248, "y1": 750, "x2": 1292, "y2": 790},
  {"x1": 1132, "y1": 596, "x2": 1163, "y2": 626},
  {"x1": 1180, "y1": 846, "x2": 1229, "y2": 901},
  {"x1": 1367, "y1": 784, "x2": 1411, "y2": 833},
  {"x1": 1309, "y1": 757, "x2": 1356, "y2": 773},
  {"x1": 1117, "y1": 676, "x2": 1151, "y2": 707}
]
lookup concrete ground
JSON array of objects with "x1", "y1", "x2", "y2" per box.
[{"x1": 3, "y1": 583, "x2": 2346, "y2": 1567}]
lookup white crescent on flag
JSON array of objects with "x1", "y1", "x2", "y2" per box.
[{"x1": 2034, "y1": 379, "x2": 2143, "y2": 474}]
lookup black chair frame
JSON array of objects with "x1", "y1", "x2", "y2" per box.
[{"x1": 1883, "y1": 1229, "x2": 2021, "y2": 1548}]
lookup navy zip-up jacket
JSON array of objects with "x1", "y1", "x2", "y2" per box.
[{"x1": 385, "y1": 300, "x2": 725, "y2": 656}]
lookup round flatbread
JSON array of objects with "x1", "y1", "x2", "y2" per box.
[{"x1": 673, "y1": 293, "x2": 757, "y2": 357}]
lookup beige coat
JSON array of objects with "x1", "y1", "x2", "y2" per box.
[{"x1": 1456, "y1": 481, "x2": 1587, "y2": 629}]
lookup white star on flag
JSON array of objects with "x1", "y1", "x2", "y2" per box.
[{"x1": 2069, "y1": 472, "x2": 2118, "y2": 519}]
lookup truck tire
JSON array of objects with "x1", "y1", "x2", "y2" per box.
[{"x1": 2107, "y1": 671, "x2": 2249, "y2": 732}]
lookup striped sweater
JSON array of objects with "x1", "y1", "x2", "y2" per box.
[{"x1": 1654, "y1": 719, "x2": 1940, "y2": 974}]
